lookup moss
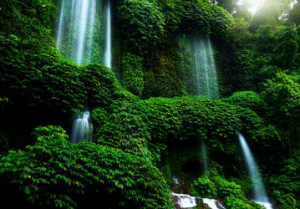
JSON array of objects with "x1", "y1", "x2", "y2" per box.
[{"x1": 121, "y1": 53, "x2": 144, "y2": 97}]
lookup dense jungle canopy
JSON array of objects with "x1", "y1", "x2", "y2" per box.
[{"x1": 0, "y1": 0, "x2": 299, "y2": 208}]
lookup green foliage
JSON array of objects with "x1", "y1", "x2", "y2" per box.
[
  {"x1": 0, "y1": 34, "x2": 85, "y2": 114},
  {"x1": 143, "y1": 58, "x2": 183, "y2": 98},
  {"x1": 118, "y1": 0, "x2": 165, "y2": 55},
  {"x1": 1, "y1": 0, "x2": 300, "y2": 207},
  {"x1": 80, "y1": 64, "x2": 127, "y2": 109},
  {"x1": 261, "y1": 72, "x2": 300, "y2": 150},
  {"x1": 222, "y1": 91, "x2": 267, "y2": 115},
  {"x1": 269, "y1": 157, "x2": 300, "y2": 208},
  {"x1": 272, "y1": 191, "x2": 297, "y2": 209},
  {"x1": 0, "y1": 35, "x2": 133, "y2": 116},
  {"x1": 91, "y1": 107, "x2": 108, "y2": 128},
  {"x1": 121, "y1": 53, "x2": 144, "y2": 97},
  {"x1": 262, "y1": 72, "x2": 300, "y2": 121},
  {"x1": 192, "y1": 175, "x2": 265, "y2": 209},
  {"x1": 32, "y1": 125, "x2": 69, "y2": 141},
  {"x1": 254, "y1": 25, "x2": 299, "y2": 69},
  {"x1": 94, "y1": 96, "x2": 277, "y2": 166},
  {"x1": 213, "y1": 176, "x2": 246, "y2": 200},
  {"x1": 224, "y1": 197, "x2": 265, "y2": 209},
  {"x1": 0, "y1": 0, "x2": 55, "y2": 37},
  {"x1": 289, "y1": 2, "x2": 300, "y2": 25},
  {"x1": 95, "y1": 101, "x2": 151, "y2": 158},
  {"x1": 192, "y1": 177, "x2": 217, "y2": 198},
  {"x1": 0, "y1": 126, "x2": 173, "y2": 209},
  {"x1": 178, "y1": 0, "x2": 213, "y2": 34},
  {"x1": 117, "y1": 0, "x2": 235, "y2": 98},
  {"x1": 210, "y1": 5, "x2": 235, "y2": 40}
]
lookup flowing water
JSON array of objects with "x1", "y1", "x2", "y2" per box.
[
  {"x1": 180, "y1": 35, "x2": 219, "y2": 99},
  {"x1": 238, "y1": 133, "x2": 273, "y2": 209},
  {"x1": 56, "y1": 0, "x2": 112, "y2": 67},
  {"x1": 172, "y1": 193, "x2": 197, "y2": 208},
  {"x1": 202, "y1": 139, "x2": 208, "y2": 173},
  {"x1": 172, "y1": 193, "x2": 225, "y2": 209},
  {"x1": 71, "y1": 111, "x2": 93, "y2": 143},
  {"x1": 56, "y1": 1, "x2": 113, "y2": 142},
  {"x1": 203, "y1": 198, "x2": 225, "y2": 209},
  {"x1": 105, "y1": 0, "x2": 112, "y2": 68}
]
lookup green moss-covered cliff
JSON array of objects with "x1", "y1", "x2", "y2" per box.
[{"x1": 0, "y1": 0, "x2": 299, "y2": 208}]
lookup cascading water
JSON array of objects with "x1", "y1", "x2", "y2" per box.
[
  {"x1": 56, "y1": 1, "x2": 113, "y2": 142},
  {"x1": 203, "y1": 199, "x2": 225, "y2": 209},
  {"x1": 202, "y1": 139, "x2": 208, "y2": 173},
  {"x1": 71, "y1": 111, "x2": 93, "y2": 143},
  {"x1": 56, "y1": 0, "x2": 112, "y2": 68},
  {"x1": 56, "y1": 0, "x2": 65, "y2": 51},
  {"x1": 105, "y1": 0, "x2": 112, "y2": 68},
  {"x1": 179, "y1": 35, "x2": 219, "y2": 99},
  {"x1": 238, "y1": 133, "x2": 273, "y2": 209},
  {"x1": 172, "y1": 193, "x2": 197, "y2": 208},
  {"x1": 172, "y1": 193, "x2": 225, "y2": 209}
]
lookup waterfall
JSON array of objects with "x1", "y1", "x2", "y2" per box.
[
  {"x1": 180, "y1": 35, "x2": 219, "y2": 99},
  {"x1": 238, "y1": 133, "x2": 273, "y2": 209},
  {"x1": 105, "y1": 0, "x2": 112, "y2": 69},
  {"x1": 201, "y1": 139, "x2": 208, "y2": 173},
  {"x1": 56, "y1": 0, "x2": 112, "y2": 67},
  {"x1": 71, "y1": 111, "x2": 93, "y2": 143},
  {"x1": 172, "y1": 193, "x2": 197, "y2": 208},
  {"x1": 76, "y1": 0, "x2": 89, "y2": 65},
  {"x1": 203, "y1": 199, "x2": 225, "y2": 209},
  {"x1": 172, "y1": 193, "x2": 225, "y2": 209},
  {"x1": 56, "y1": 0, "x2": 65, "y2": 51}
]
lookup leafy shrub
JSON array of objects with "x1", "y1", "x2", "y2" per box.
[
  {"x1": 95, "y1": 101, "x2": 151, "y2": 158},
  {"x1": 268, "y1": 157, "x2": 300, "y2": 208},
  {"x1": 91, "y1": 108, "x2": 109, "y2": 128},
  {"x1": 222, "y1": 91, "x2": 267, "y2": 115},
  {"x1": 118, "y1": 0, "x2": 165, "y2": 55},
  {"x1": 224, "y1": 197, "x2": 265, "y2": 209},
  {"x1": 80, "y1": 64, "x2": 127, "y2": 109},
  {"x1": 273, "y1": 191, "x2": 297, "y2": 209},
  {"x1": 121, "y1": 53, "x2": 144, "y2": 97},
  {"x1": 192, "y1": 177, "x2": 217, "y2": 198},
  {"x1": 0, "y1": 126, "x2": 172, "y2": 209},
  {"x1": 94, "y1": 96, "x2": 277, "y2": 166},
  {"x1": 213, "y1": 176, "x2": 246, "y2": 200}
]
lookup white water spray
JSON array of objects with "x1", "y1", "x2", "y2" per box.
[
  {"x1": 71, "y1": 111, "x2": 93, "y2": 143},
  {"x1": 238, "y1": 133, "x2": 272, "y2": 209},
  {"x1": 203, "y1": 198, "x2": 225, "y2": 209},
  {"x1": 105, "y1": 0, "x2": 112, "y2": 69},
  {"x1": 172, "y1": 193, "x2": 197, "y2": 208},
  {"x1": 56, "y1": 0, "x2": 112, "y2": 67},
  {"x1": 172, "y1": 193, "x2": 225, "y2": 209},
  {"x1": 56, "y1": 0, "x2": 65, "y2": 50},
  {"x1": 180, "y1": 35, "x2": 219, "y2": 99},
  {"x1": 76, "y1": 0, "x2": 89, "y2": 65}
]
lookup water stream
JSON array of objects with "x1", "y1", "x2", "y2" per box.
[
  {"x1": 56, "y1": 0, "x2": 113, "y2": 142},
  {"x1": 71, "y1": 111, "x2": 93, "y2": 143},
  {"x1": 105, "y1": 0, "x2": 112, "y2": 68},
  {"x1": 238, "y1": 133, "x2": 272, "y2": 209},
  {"x1": 56, "y1": 0, "x2": 112, "y2": 67},
  {"x1": 180, "y1": 35, "x2": 219, "y2": 99},
  {"x1": 202, "y1": 139, "x2": 208, "y2": 174}
]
